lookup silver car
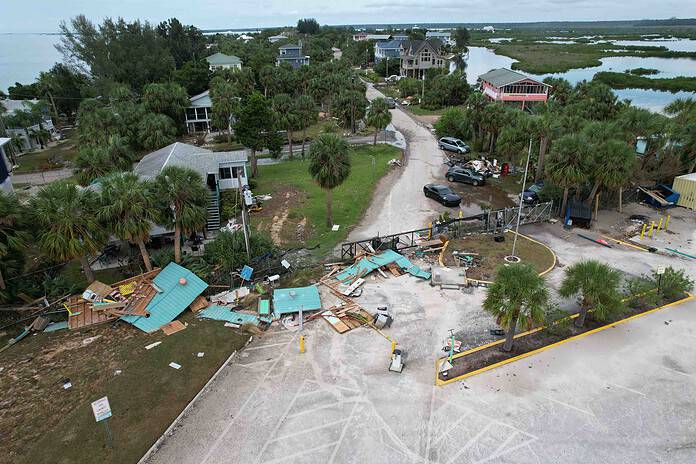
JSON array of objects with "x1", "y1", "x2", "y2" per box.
[{"x1": 438, "y1": 137, "x2": 470, "y2": 154}]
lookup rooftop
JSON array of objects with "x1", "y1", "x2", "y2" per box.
[
  {"x1": 134, "y1": 142, "x2": 248, "y2": 179},
  {"x1": 479, "y1": 68, "x2": 550, "y2": 88},
  {"x1": 279, "y1": 43, "x2": 302, "y2": 49},
  {"x1": 205, "y1": 52, "x2": 242, "y2": 66}
]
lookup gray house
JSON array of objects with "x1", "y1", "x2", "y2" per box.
[
  {"x1": 206, "y1": 52, "x2": 242, "y2": 71},
  {"x1": 185, "y1": 90, "x2": 213, "y2": 133},
  {"x1": 0, "y1": 138, "x2": 13, "y2": 194},
  {"x1": 134, "y1": 142, "x2": 249, "y2": 231},
  {"x1": 374, "y1": 39, "x2": 403, "y2": 63},
  {"x1": 400, "y1": 39, "x2": 450, "y2": 79},
  {"x1": 276, "y1": 44, "x2": 310, "y2": 69}
]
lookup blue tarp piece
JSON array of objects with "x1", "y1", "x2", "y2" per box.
[
  {"x1": 198, "y1": 305, "x2": 259, "y2": 324},
  {"x1": 121, "y1": 262, "x2": 208, "y2": 333},
  {"x1": 272, "y1": 286, "x2": 322, "y2": 316},
  {"x1": 44, "y1": 321, "x2": 69, "y2": 332},
  {"x1": 335, "y1": 249, "x2": 431, "y2": 281}
]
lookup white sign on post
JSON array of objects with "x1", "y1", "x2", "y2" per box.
[
  {"x1": 657, "y1": 265, "x2": 666, "y2": 275},
  {"x1": 91, "y1": 396, "x2": 112, "y2": 422}
]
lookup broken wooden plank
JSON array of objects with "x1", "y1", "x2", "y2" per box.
[
  {"x1": 161, "y1": 320, "x2": 187, "y2": 336},
  {"x1": 342, "y1": 278, "x2": 365, "y2": 296},
  {"x1": 322, "y1": 311, "x2": 351, "y2": 333},
  {"x1": 189, "y1": 295, "x2": 209, "y2": 313},
  {"x1": 92, "y1": 301, "x2": 127, "y2": 312}
]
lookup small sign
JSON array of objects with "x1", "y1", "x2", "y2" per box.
[
  {"x1": 91, "y1": 396, "x2": 112, "y2": 422},
  {"x1": 657, "y1": 265, "x2": 666, "y2": 275},
  {"x1": 240, "y1": 265, "x2": 253, "y2": 281}
]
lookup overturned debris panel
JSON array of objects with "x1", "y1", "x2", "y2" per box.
[
  {"x1": 198, "y1": 306, "x2": 260, "y2": 325},
  {"x1": 336, "y1": 249, "x2": 431, "y2": 282},
  {"x1": 272, "y1": 286, "x2": 322, "y2": 317},
  {"x1": 122, "y1": 262, "x2": 208, "y2": 333}
]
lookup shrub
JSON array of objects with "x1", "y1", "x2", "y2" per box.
[
  {"x1": 434, "y1": 107, "x2": 471, "y2": 141},
  {"x1": 654, "y1": 266, "x2": 693, "y2": 300}
]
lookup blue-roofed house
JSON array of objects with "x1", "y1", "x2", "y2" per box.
[
  {"x1": 276, "y1": 44, "x2": 310, "y2": 69},
  {"x1": 121, "y1": 262, "x2": 208, "y2": 333},
  {"x1": 374, "y1": 39, "x2": 403, "y2": 63}
]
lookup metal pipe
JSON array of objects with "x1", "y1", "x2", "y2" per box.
[{"x1": 511, "y1": 138, "x2": 533, "y2": 259}]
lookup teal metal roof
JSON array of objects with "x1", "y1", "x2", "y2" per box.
[
  {"x1": 272, "y1": 286, "x2": 322, "y2": 316},
  {"x1": 122, "y1": 262, "x2": 208, "y2": 333},
  {"x1": 198, "y1": 305, "x2": 259, "y2": 325},
  {"x1": 258, "y1": 299, "x2": 270, "y2": 315},
  {"x1": 336, "y1": 249, "x2": 431, "y2": 281}
]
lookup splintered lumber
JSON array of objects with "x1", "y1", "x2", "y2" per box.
[
  {"x1": 342, "y1": 278, "x2": 365, "y2": 296},
  {"x1": 386, "y1": 262, "x2": 402, "y2": 277},
  {"x1": 189, "y1": 295, "x2": 209, "y2": 313},
  {"x1": 84, "y1": 281, "x2": 114, "y2": 299},
  {"x1": 376, "y1": 267, "x2": 389, "y2": 278},
  {"x1": 161, "y1": 320, "x2": 187, "y2": 335},
  {"x1": 29, "y1": 316, "x2": 49, "y2": 331},
  {"x1": 120, "y1": 280, "x2": 157, "y2": 317},
  {"x1": 92, "y1": 301, "x2": 127, "y2": 312},
  {"x1": 67, "y1": 297, "x2": 118, "y2": 330},
  {"x1": 321, "y1": 311, "x2": 352, "y2": 333}
]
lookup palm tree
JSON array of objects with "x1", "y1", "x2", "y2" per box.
[
  {"x1": 309, "y1": 133, "x2": 351, "y2": 227},
  {"x1": 73, "y1": 146, "x2": 116, "y2": 185},
  {"x1": 585, "y1": 139, "x2": 635, "y2": 206},
  {"x1": 138, "y1": 113, "x2": 176, "y2": 150},
  {"x1": 210, "y1": 81, "x2": 240, "y2": 142},
  {"x1": 545, "y1": 134, "x2": 588, "y2": 217},
  {"x1": 0, "y1": 192, "x2": 29, "y2": 292},
  {"x1": 30, "y1": 181, "x2": 104, "y2": 283},
  {"x1": 272, "y1": 93, "x2": 300, "y2": 158},
  {"x1": 559, "y1": 260, "x2": 624, "y2": 328},
  {"x1": 530, "y1": 103, "x2": 559, "y2": 182},
  {"x1": 99, "y1": 172, "x2": 158, "y2": 271},
  {"x1": 480, "y1": 103, "x2": 507, "y2": 154},
  {"x1": 151, "y1": 166, "x2": 208, "y2": 263},
  {"x1": 296, "y1": 95, "x2": 317, "y2": 158},
  {"x1": 367, "y1": 98, "x2": 392, "y2": 145},
  {"x1": 483, "y1": 263, "x2": 549, "y2": 352},
  {"x1": 465, "y1": 92, "x2": 488, "y2": 148}
]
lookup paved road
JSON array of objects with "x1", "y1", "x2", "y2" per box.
[
  {"x1": 346, "y1": 84, "x2": 481, "y2": 242},
  {"x1": 10, "y1": 167, "x2": 72, "y2": 186},
  {"x1": 144, "y1": 283, "x2": 696, "y2": 464}
]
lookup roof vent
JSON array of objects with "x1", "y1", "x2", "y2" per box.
[{"x1": 179, "y1": 277, "x2": 188, "y2": 286}]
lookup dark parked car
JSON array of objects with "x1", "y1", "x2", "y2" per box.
[
  {"x1": 384, "y1": 97, "x2": 396, "y2": 109},
  {"x1": 423, "y1": 183, "x2": 462, "y2": 207},
  {"x1": 446, "y1": 166, "x2": 486, "y2": 186},
  {"x1": 521, "y1": 182, "x2": 544, "y2": 204},
  {"x1": 438, "y1": 137, "x2": 470, "y2": 154}
]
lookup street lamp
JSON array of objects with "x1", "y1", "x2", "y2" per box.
[{"x1": 508, "y1": 137, "x2": 533, "y2": 262}]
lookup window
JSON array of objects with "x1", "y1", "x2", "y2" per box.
[
  {"x1": 196, "y1": 107, "x2": 208, "y2": 120},
  {"x1": 186, "y1": 108, "x2": 196, "y2": 120},
  {"x1": 281, "y1": 49, "x2": 286, "y2": 55},
  {"x1": 219, "y1": 167, "x2": 232, "y2": 179},
  {"x1": 421, "y1": 51, "x2": 431, "y2": 62}
]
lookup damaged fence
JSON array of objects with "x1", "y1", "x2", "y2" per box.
[{"x1": 340, "y1": 201, "x2": 554, "y2": 259}]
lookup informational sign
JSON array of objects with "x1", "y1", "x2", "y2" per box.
[
  {"x1": 240, "y1": 265, "x2": 253, "y2": 281},
  {"x1": 657, "y1": 265, "x2": 666, "y2": 275},
  {"x1": 91, "y1": 396, "x2": 112, "y2": 422}
]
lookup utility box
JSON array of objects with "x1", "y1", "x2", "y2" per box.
[{"x1": 673, "y1": 173, "x2": 696, "y2": 211}]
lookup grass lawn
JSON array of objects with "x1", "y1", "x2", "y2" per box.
[
  {"x1": 443, "y1": 230, "x2": 555, "y2": 281},
  {"x1": 251, "y1": 144, "x2": 401, "y2": 254},
  {"x1": 3, "y1": 312, "x2": 249, "y2": 464},
  {"x1": 59, "y1": 260, "x2": 131, "y2": 289},
  {"x1": 14, "y1": 138, "x2": 79, "y2": 173}
]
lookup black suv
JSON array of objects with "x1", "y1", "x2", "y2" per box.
[
  {"x1": 446, "y1": 166, "x2": 486, "y2": 186},
  {"x1": 423, "y1": 184, "x2": 462, "y2": 207},
  {"x1": 521, "y1": 182, "x2": 544, "y2": 204}
]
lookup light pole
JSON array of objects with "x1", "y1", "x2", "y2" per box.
[{"x1": 510, "y1": 138, "x2": 533, "y2": 261}]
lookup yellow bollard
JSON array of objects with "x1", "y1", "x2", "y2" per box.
[
  {"x1": 640, "y1": 223, "x2": 646, "y2": 240},
  {"x1": 648, "y1": 221, "x2": 655, "y2": 238},
  {"x1": 656, "y1": 218, "x2": 664, "y2": 235},
  {"x1": 299, "y1": 335, "x2": 305, "y2": 354},
  {"x1": 458, "y1": 210, "x2": 463, "y2": 219},
  {"x1": 664, "y1": 215, "x2": 671, "y2": 231}
]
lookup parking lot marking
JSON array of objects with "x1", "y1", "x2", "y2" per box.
[
  {"x1": 199, "y1": 335, "x2": 295, "y2": 464},
  {"x1": 608, "y1": 382, "x2": 646, "y2": 397},
  {"x1": 327, "y1": 402, "x2": 358, "y2": 464},
  {"x1": 264, "y1": 441, "x2": 339, "y2": 464},
  {"x1": 444, "y1": 423, "x2": 493, "y2": 464}
]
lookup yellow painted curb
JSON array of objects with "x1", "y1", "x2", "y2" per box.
[{"x1": 435, "y1": 293, "x2": 695, "y2": 386}]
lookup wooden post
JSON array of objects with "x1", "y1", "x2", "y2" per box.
[
  {"x1": 618, "y1": 187, "x2": 623, "y2": 213},
  {"x1": 593, "y1": 193, "x2": 600, "y2": 225}
]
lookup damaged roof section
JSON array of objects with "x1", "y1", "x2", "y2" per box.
[
  {"x1": 122, "y1": 262, "x2": 208, "y2": 333},
  {"x1": 272, "y1": 286, "x2": 322, "y2": 316},
  {"x1": 336, "y1": 249, "x2": 431, "y2": 282}
]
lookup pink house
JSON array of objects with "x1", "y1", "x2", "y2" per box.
[{"x1": 479, "y1": 68, "x2": 551, "y2": 109}]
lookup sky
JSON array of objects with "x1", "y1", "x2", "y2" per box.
[{"x1": 1, "y1": 0, "x2": 695, "y2": 33}]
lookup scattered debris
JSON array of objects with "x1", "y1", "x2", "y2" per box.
[
  {"x1": 145, "y1": 341, "x2": 162, "y2": 350},
  {"x1": 82, "y1": 335, "x2": 102, "y2": 346},
  {"x1": 161, "y1": 320, "x2": 187, "y2": 336},
  {"x1": 62, "y1": 379, "x2": 72, "y2": 390},
  {"x1": 332, "y1": 224, "x2": 340, "y2": 231},
  {"x1": 168, "y1": 362, "x2": 182, "y2": 370},
  {"x1": 197, "y1": 352, "x2": 205, "y2": 358},
  {"x1": 198, "y1": 306, "x2": 259, "y2": 325},
  {"x1": 189, "y1": 296, "x2": 209, "y2": 313}
]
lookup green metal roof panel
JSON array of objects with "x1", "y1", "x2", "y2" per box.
[
  {"x1": 258, "y1": 299, "x2": 270, "y2": 315},
  {"x1": 336, "y1": 249, "x2": 431, "y2": 281},
  {"x1": 272, "y1": 286, "x2": 322, "y2": 315},
  {"x1": 198, "y1": 306, "x2": 259, "y2": 325},
  {"x1": 121, "y1": 262, "x2": 208, "y2": 333}
]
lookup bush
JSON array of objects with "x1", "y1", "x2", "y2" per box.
[
  {"x1": 654, "y1": 266, "x2": 693, "y2": 300},
  {"x1": 204, "y1": 230, "x2": 275, "y2": 274},
  {"x1": 398, "y1": 78, "x2": 421, "y2": 99}
]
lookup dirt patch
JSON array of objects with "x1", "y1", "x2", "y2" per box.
[
  {"x1": 441, "y1": 293, "x2": 689, "y2": 382},
  {"x1": 443, "y1": 231, "x2": 555, "y2": 281},
  {"x1": 448, "y1": 181, "x2": 517, "y2": 210},
  {"x1": 253, "y1": 187, "x2": 305, "y2": 246}
]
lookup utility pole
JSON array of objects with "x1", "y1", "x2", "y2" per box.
[
  {"x1": 239, "y1": 186, "x2": 251, "y2": 261},
  {"x1": 350, "y1": 76, "x2": 356, "y2": 134},
  {"x1": 421, "y1": 71, "x2": 425, "y2": 104},
  {"x1": 511, "y1": 138, "x2": 532, "y2": 260}
]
